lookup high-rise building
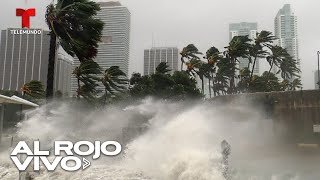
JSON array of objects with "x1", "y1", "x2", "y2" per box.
[
  {"x1": 55, "y1": 49, "x2": 73, "y2": 96},
  {"x1": 144, "y1": 47, "x2": 179, "y2": 75},
  {"x1": 0, "y1": 28, "x2": 72, "y2": 94},
  {"x1": 273, "y1": 4, "x2": 300, "y2": 78},
  {"x1": 71, "y1": 1, "x2": 131, "y2": 96},
  {"x1": 315, "y1": 70, "x2": 320, "y2": 89},
  {"x1": 229, "y1": 22, "x2": 259, "y2": 75}
]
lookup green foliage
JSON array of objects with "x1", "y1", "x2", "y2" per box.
[
  {"x1": 156, "y1": 62, "x2": 171, "y2": 74},
  {"x1": 101, "y1": 66, "x2": 128, "y2": 105},
  {"x1": 21, "y1": 80, "x2": 45, "y2": 98},
  {"x1": 180, "y1": 30, "x2": 301, "y2": 97},
  {"x1": 249, "y1": 72, "x2": 282, "y2": 92},
  {"x1": 73, "y1": 60, "x2": 101, "y2": 98},
  {"x1": 129, "y1": 63, "x2": 202, "y2": 100},
  {"x1": 45, "y1": 0, "x2": 104, "y2": 99},
  {"x1": 46, "y1": 0, "x2": 104, "y2": 62},
  {"x1": 180, "y1": 44, "x2": 203, "y2": 70}
]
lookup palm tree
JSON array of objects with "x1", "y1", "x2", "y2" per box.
[
  {"x1": 205, "y1": 46, "x2": 220, "y2": 98},
  {"x1": 249, "y1": 31, "x2": 276, "y2": 80},
  {"x1": 215, "y1": 57, "x2": 233, "y2": 95},
  {"x1": 156, "y1": 62, "x2": 171, "y2": 74},
  {"x1": 224, "y1": 35, "x2": 251, "y2": 94},
  {"x1": 21, "y1": 80, "x2": 45, "y2": 98},
  {"x1": 73, "y1": 60, "x2": 101, "y2": 98},
  {"x1": 198, "y1": 63, "x2": 210, "y2": 95},
  {"x1": 279, "y1": 56, "x2": 300, "y2": 81},
  {"x1": 290, "y1": 78, "x2": 302, "y2": 91},
  {"x1": 180, "y1": 44, "x2": 202, "y2": 71},
  {"x1": 266, "y1": 46, "x2": 288, "y2": 78},
  {"x1": 45, "y1": 0, "x2": 104, "y2": 99},
  {"x1": 101, "y1": 66, "x2": 128, "y2": 105}
]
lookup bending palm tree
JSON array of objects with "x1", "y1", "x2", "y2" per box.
[
  {"x1": 101, "y1": 66, "x2": 128, "y2": 105},
  {"x1": 180, "y1": 44, "x2": 202, "y2": 71},
  {"x1": 73, "y1": 60, "x2": 101, "y2": 98},
  {"x1": 249, "y1": 31, "x2": 276, "y2": 80},
  {"x1": 156, "y1": 62, "x2": 171, "y2": 74},
  {"x1": 224, "y1": 36, "x2": 251, "y2": 94},
  {"x1": 45, "y1": 0, "x2": 103, "y2": 99},
  {"x1": 279, "y1": 56, "x2": 300, "y2": 80},
  {"x1": 205, "y1": 46, "x2": 220, "y2": 98}
]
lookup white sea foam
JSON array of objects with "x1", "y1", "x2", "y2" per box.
[{"x1": 0, "y1": 98, "x2": 319, "y2": 179}]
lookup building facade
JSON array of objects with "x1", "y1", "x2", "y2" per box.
[
  {"x1": 0, "y1": 28, "x2": 72, "y2": 95},
  {"x1": 71, "y1": 2, "x2": 131, "y2": 96},
  {"x1": 55, "y1": 49, "x2": 73, "y2": 96},
  {"x1": 229, "y1": 22, "x2": 259, "y2": 75},
  {"x1": 273, "y1": 4, "x2": 300, "y2": 78},
  {"x1": 144, "y1": 47, "x2": 179, "y2": 75}
]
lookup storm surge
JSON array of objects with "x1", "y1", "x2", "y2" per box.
[{"x1": 0, "y1": 98, "x2": 318, "y2": 180}]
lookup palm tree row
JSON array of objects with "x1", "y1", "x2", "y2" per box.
[
  {"x1": 73, "y1": 60, "x2": 128, "y2": 105},
  {"x1": 180, "y1": 30, "x2": 301, "y2": 98}
]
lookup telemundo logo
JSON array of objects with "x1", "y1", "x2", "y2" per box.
[{"x1": 10, "y1": 29, "x2": 42, "y2": 35}]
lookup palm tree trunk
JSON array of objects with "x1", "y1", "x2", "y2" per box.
[
  {"x1": 267, "y1": 61, "x2": 274, "y2": 80},
  {"x1": 208, "y1": 77, "x2": 212, "y2": 98},
  {"x1": 230, "y1": 59, "x2": 236, "y2": 94},
  {"x1": 201, "y1": 78, "x2": 204, "y2": 95},
  {"x1": 104, "y1": 89, "x2": 107, "y2": 106},
  {"x1": 46, "y1": 31, "x2": 57, "y2": 100},
  {"x1": 77, "y1": 78, "x2": 81, "y2": 99},
  {"x1": 250, "y1": 56, "x2": 257, "y2": 80}
]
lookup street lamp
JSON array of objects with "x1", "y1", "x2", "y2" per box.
[{"x1": 318, "y1": 51, "x2": 320, "y2": 89}]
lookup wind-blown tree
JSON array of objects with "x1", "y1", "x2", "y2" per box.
[
  {"x1": 129, "y1": 73, "x2": 155, "y2": 98},
  {"x1": 180, "y1": 44, "x2": 202, "y2": 71},
  {"x1": 249, "y1": 31, "x2": 276, "y2": 80},
  {"x1": 215, "y1": 57, "x2": 232, "y2": 95},
  {"x1": 266, "y1": 46, "x2": 288, "y2": 77},
  {"x1": 279, "y1": 55, "x2": 300, "y2": 80},
  {"x1": 205, "y1": 46, "x2": 220, "y2": 98},
  {"x1": 238, "y1": 67, "x2": 251, "y2": 93},
  {"x1": 290, "y1": 78, "x2": 302, "y2": 91},
  {"x1": 224, "y1": 35, "x2": 251, "y2": 94},
  {"x1": 101, "y1": 66, "x2": 128, "y2": 105},
  {"x1": 185, "y1": 58, "x2": 207, "y2": 94},
  {"x1": 156, "y1": 62, "x2": 171, "y2": 74},
  {"x1": 250, "y1": 72, "x2": 282, "y2": 93},
  {"x1": 73, "y1": 60, "x2": 101, "y2": 99},
  {"x1": 45, "y1": 0, "x2": 104, "y2": 99},
  {"x1": 21, "y1": 80, "x2": 45, "y2": 98},
  {"x1": 129, "y1": 63, "x2": 202, "y2": 100}
]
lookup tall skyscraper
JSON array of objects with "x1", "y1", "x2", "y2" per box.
[
  {"x1": 229, "y1": 22, "x2": 259, "y2": 75},
  {"x1": 0, "y1": 28, "x2": 72, "y2": 94},
  {"x1": 55, "y1": 49, "x2": 73, "y2": 96},
  {"x1": 274, "y1": 4, "x2": 300, "y2": 78},
  {"x1": 71, "y1": 2, "x2": 131, "y2": 96},
  {"x1": 144, "y1": 47, "x2": 179, "y2": 75}
]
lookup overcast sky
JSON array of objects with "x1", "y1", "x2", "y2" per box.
[{"x1": 0, "y1": 0, "x2": 319, "y2": 89}]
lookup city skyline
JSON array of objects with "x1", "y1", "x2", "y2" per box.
[{"x1": 0, "y1": 0, "x2": 319, "y2": 90}]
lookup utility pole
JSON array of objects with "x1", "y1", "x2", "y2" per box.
[
  {"x1": 0, "y1": 104, "x2": 4, "y2": 144},
  {"x1": 317, "y1": 51, "x2": 320, "y2": 89}
]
